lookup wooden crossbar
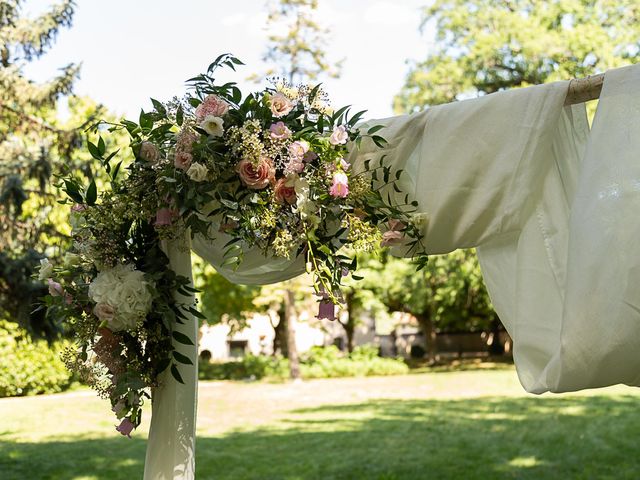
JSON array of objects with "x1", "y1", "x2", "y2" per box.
[{"x1": 564, "y1": 73, "x2": 604, "y2": 106}]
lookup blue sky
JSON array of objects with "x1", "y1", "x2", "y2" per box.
[{"x1": 23, "y1": 0, "x2": 435, "y2": 120}]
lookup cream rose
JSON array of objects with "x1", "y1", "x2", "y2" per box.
[
  {"x1": 201, "y1": 115, "x2": 224, "y2": 137},
  {"x1": 186, "y1": 162, "x2": 208, "y2": 182},
  {"x1": 139, "y1": 141, "x2": 160, "y2": 163},
  {"x1": 94, "y1": 302, "x2": 116, "y2": 323},
  {"x1": 235, "y1": 157, "x2": 275, "y2": 189},
  {"x1": 269, "y1": 92, "x2": 294, "y2": 117}
]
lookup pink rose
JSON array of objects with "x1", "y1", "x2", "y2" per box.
[
  {"x1": 381, "y1": 230, "x2": 404, "y2": 247},
  {"x1": 174, "y1": 151, "x2": 193, "y2": 171},
  {"x1": 48, "y1": 279, "x2": 64, "y2": 297},
  {"x1": 269, "y1": 121, "x2": 292, "y2": 140},
  {"x1": 329, "y1": 125, "x2": 349, "y2": 145},
  {"x1": 303, "y1": 151, "x2": 318, "y2": 163},
  {"x1": 329, "y1": 172, "x2": 349, "y2": 198},
  {"x1": 154, "y1": 208, "x2": 178, "y2": 227},
  {"x1": 116, "y1": 417, "x2": 135, "y2": 438},
  {"x1": 195, "y1": 95, "x2": 229, "y2": 122},
  {"x1": 235, "y1": 157, "x2": 275, "y2": 190},
  {"x1": 274, "y1": 178, "x2": 297, "y2": 204},
  {"x1": 269, "y1": 92, "x2": 294, "y2": 118}
]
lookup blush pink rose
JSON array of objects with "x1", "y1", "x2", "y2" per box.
[
  {"x1": 235, "y1": 157, "x2": 275, "y2": 189},
  {"x1": 269, "y1": 92, "x2": 294, "y2": 118},
  {"x1": 174, "y1": 151, "x2": 193, "y2": 171},
  {"x1": 329, "y1": 172, "x2": 349, "y2": 198},
  {"x1": 195, "y1": 95, "x2": 229, "y2": 122},
  {"x1": 274, "y1": 178, "x2": 297, "y2": 204}
]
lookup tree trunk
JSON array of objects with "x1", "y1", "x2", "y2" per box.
[
  {"x1": 284, "y1": 289, "x2": 301, "y2": 380},
  {"x1": 272, "y1": 309, "x2": 287, "y2": 357},
  {"x1": 487, "y1": 315, "x2": 505, "y2": 356},
  {"x1": 416, "y1": 312, "x2": 437, "y2": 364},
  {"x1": 342, "y1": 291, "x2": 356, "y2": 353}
]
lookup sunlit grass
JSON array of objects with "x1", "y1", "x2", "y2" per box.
[{"x1": 2, "y1": 368, "x2": 639, "y2": 479}]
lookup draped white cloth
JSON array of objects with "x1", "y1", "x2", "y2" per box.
[{"x1": 145, "y1": 63, "x2": 640, "y2": 478}]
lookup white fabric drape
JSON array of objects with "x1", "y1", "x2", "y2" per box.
[
  {"x1": 145, "y1": 64, "x2": 640, "y2": 477},
  {"x1": 144, "y1": 236, "x2": 198, "y2": 479}
]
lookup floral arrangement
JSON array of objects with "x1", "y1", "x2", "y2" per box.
[{"x1": 39, "y1": 54, "x2": 427, "y2": 437}]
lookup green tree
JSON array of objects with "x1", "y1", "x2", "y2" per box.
[
  {"x1": 0, "y1": 1, "x2": 108, "y2": 337},
  {"x1": 362, "y1": 249, "x2": 495, "y2": 363},
  {"x1": 395, "y1": 0, "x2": 640, "y2": 112},
  {"x1": 259, "y1": 0, "x2": 342, "y2": 84}
]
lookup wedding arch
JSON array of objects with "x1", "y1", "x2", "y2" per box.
[{"x1": 41, "y1": 56, "x2": 639, "y2": 479}]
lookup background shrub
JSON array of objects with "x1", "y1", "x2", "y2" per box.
[
  {"x1": 0, "y1": 320, "x2": 73, "y2": 397},
  {"x1": 199, "y1": 344, "x2": 409, "y2": 381}
]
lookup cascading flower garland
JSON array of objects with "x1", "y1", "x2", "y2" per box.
[{"x1": 39, "y1": 54, "x2": 428, "y2": 436}]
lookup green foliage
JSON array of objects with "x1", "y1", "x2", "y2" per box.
[
  {"x1": 193, "y1": 256, "x2": 261, "y2": 332},
  {"x1": 0, "y1": 320, "x2": 72, "y2": 397},
  {"x1": 395, "y1": 0, "x2": 640, "y2": 111},
  {"x1": 359, "y1": 249, "x2": 495, "y2": 332},
  {"x1": 198, "y1": 344, "x2": 408, "y2": 381}
]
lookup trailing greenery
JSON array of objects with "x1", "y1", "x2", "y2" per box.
[
  {"x1": 198, "y1": 344, "x2": 408, "y2": 381},
  {"x1": 0, "y1": 320, "x2": 72, "y2": 397}
]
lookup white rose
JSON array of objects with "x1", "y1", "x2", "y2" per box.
[
  {"x1": 200, "y1": 115, "x2": 224, "y2": 137},
  {"x1": 186, "y1": 162, "x2": 208, "y2": 182},
  {"x1": 38, "y1": 258, "x2": 53, "y2": 280}
]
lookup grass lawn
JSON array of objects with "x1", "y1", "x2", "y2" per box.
[{"x1": 1, "y1": 366, "x2": 639, "y2": 479}]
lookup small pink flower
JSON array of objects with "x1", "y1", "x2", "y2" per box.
[
  {"x1": 339, "y1": 158, "x2": 351, "y2": 170},
  {"x1": 269, "y1": 121, "x2": 292, "y2": 140},
  {"x1": 274, "y1": 178, "x2": 297, "y2": 204},
  {"x1": 329, "y1": 125, "x2": 349, "y2": 145},
  {"x1": 116, "y1": 417, "x2": 135, "y2": 438},
  {"x1": 381, "y1": 230, "x2": 404, "y2": 247},
  {"x1": 235, "y1": 157, "x2": 275, "y2": 190},
  {"x1": 388, "y1": 219, "x2": 405, "y2": 231},
  {"x1": 71, "y1": 204, "x2": 86, "y2": 213},
  {"x1": 195, "y1": 95, "x2": 229, "y2": 122},
  {"x1": 47, "y1": 279, "x2": 64, "y2": 297},
  {"x1": 329, "y1": 172, "x2": 349, "y2": 198},
  {"x1": 288, "y1": 140, "x2": 310, "y2": 161},
  {"x1": 174, "y1": 151, "x2": 193, "y2": 171},
  {"x1": 154, "y1": 208, "x2": 178, "y2": 226}
]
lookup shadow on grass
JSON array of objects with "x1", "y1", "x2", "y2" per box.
[{"x1": 2, "y1": 395, "x2": 639, "y2": 480}]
